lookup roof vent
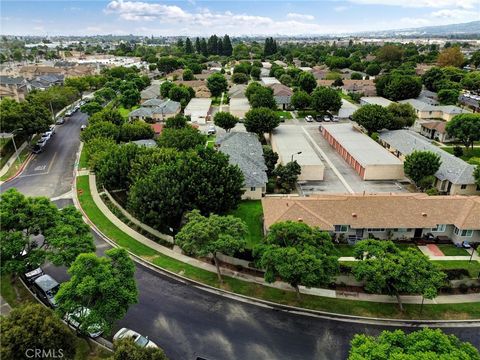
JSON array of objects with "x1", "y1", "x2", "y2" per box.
[
  {"x1": 422, "y1": 212, "x2": 427, "y2": 217},
  {"x1": 298, "y1": 217, "x2": 303, "y2": 222},
  {"x1": 352, "y1": 213, "x2": 357, "y2": 218}
]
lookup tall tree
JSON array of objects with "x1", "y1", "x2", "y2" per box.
[
  {"x1": 222, "y1": 34, "x2": 233, "y2": 56},
  {"x1": 353, "y1": 240, "x2": 445, "y2": 311},
  {"x1": 273, "y1": 161, "x2": 301, "y2": 193},
  {"x1": 348, "y1": 328, "x2": 479, "y2": 360},
  {"x1": 255, "y1": 221, "x2": 339, "y2": 299},
  {"x1": 351, "y1": 104, "x2": 393, "y2": 135},
  {"x1": 298, "y1": 72, "x2": 317, "y2": 94},
  {"x1": 195, "y1": 37, "x2": 201, "y2": 53},
  {"x1": 244, "y1": 107, "x2": 281, "y2": 139},
  {"x1": 291, "y1": 90, "x2": 312, "y2": 110},
  {"x1": 206, "y1": 73, "x2": 228, "y2": 97},
  {"x1": 176, "y1": 210, "x2": 247, "y2": 283},
  {"x1": 0, "y1": 97, "x2": 51, "y2": 137},
  {"x1": 0, "y1": 304, "x2": 77, "y2": 360},
  {"x1": 438, "y1": 46, "x2": 465, "y2": 67},
  {"x1": 446, "y1": 114, "x2": 480, "y2": 149},
  {"x1": 376, "y1": 44, "x2": 403, "y2": 63},
  {"x1": 214, "y1": 112, "x2": 238, "y2": 132},
  {"x1": 311, "y1": 86, "x2": 342, "y2": 114},
  {"x1": 56, "y1": 248, "x2": 138, "y2": 335},
  {"x1": 185, "y1": 37, "x2": 194, "y2": 54},
  {"x1": 157, "y1": 126, "x2": 207, "y2": 151},
  {"x1": 262, "y1": 145, "x2": 279, "y2": 177},
  {"x1": 387, "y1": 103, "x2": 416, "y2": 129},
  {"x1": 404, "y1": 150, "x2": 441, "y2": 189},
  {"x1": 200, "y1": 38, "x2": 208, "y2": 56}
]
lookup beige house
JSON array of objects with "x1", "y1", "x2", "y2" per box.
[
  {"x1": 379, "y1": 130, "x2": 480, "y2": 196},
  {"x1": 262, "y1": 194, "x2": 480, "y2": 244},
  {"x1": 128, "y1": 99, "x2": 181, "y2": 122},
  {"x1": 420, "y1": 121, "x2": 455, "y2": 143},
  {"x1": 321, "y1": 124, "x2": 404, "y2": 180},
  {"x1": 399, "y1": 99, "x2": 470, "y2": 121},
  {"x1": 184, "y1": 98, "x2": 212, "y2": 124},
  {"x1": 0, "y1": 76, "x2": 29, "y2": 101}
]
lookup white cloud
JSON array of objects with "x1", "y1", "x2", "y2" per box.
[
  {"x1": 334, "y1": 6, "x2": 350, "y2": 12},
  {"x1": 286, "y1": 12, "x2": 315, "y2": 21},
  {"x1": 346, "y1": 0, "x2": 477, "y2": 9},
  {"x1": 432, "y1": 9, "x2": 473, "y2": 18}
]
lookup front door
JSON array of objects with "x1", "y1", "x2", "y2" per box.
[
  {"x1": 356, "y1": 228, "x2": 364, "y2": 239},
  {"x1": 414, "y1": 228, "x2": 423, "y2": 238}
]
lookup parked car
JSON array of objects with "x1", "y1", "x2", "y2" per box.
[
  {"x1": 65, "y1": 307, "x2": 105, "y2": 338},
  {"x1": 461, "y1": 241, "x2": 471, "y2": 249},
  {"x1": 56, "y1": 117, "x2": 65, "y2": 125},
  {"x1": 113, "y1": 328, "x2": 158, "y2": 348},
  {"x1": 33, "y1": 274, "x2": 60, "y2": 307},
  {"x1": 65, "y1": 110, "x2": 73, "y2": 117},
  {"x1": 315, "y1": 115, "x2": 323, "y2": 122},
  {"x1": 32, "y1": 144, "x2": 45, "y2": 154},
  {"x1": 21, "y1": 267, "x2": 44, "y2": 284},
  {"x1": 41, "y1": 131, "x2": 53, "y2": 141},
  {"x1": 323, "y1": 115, "x2": 331, "y2": 122},
  {"x1": 49, "y1": 125, "x2": 56, "y2": 135},
  {"x1": 37, "y1": 137, "x2": 48, "y2": 146},
  {"x1": 206, "y1": 125, "x2": 216, "y2": 135},
  {"x1": 332, "y1": 115, "x2": 340, "y2": 122},
  {"x1": 305, "y1": 115, "x2": 314, "y2": 122}
]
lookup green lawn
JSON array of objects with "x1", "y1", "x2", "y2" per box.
[
  {"x1": 76, "y1": 176, "x2": 480, "y2": 319},
  {"x1": 335, "y1": 244, "x2": 356, "y2": 257},
  {"x1": 117, "y1": 105, "x2": 139, "y2": 120},
  {"x1": 432, "y1": 260, "x2": 480, "y2": 278},
  {"x1": 276, "y1": 110, "x2": 293, "y2": 120},
  {"x1": 442, "y1": 146, "x2": 480, "y2": 164},
  {"x1": 78, "y1": 144, "x2": 89, "y2": 169},
  {"x1": 229, "y1": 200, "x2": 264, "y2": 248},
  {"x1": 0, "y1": 146, "x2": 31, "y2": 181},
  {"x1": 437, "y1": 244, "x2": 470, "y2": 257}
]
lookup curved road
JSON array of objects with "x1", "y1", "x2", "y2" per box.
[{"x1": 2, "y1": 111, "x2": 479, "y2": 360}]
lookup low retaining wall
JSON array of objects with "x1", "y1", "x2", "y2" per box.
[{"x1": 103, "y1": 188, "x2": 174, "y2": 244}]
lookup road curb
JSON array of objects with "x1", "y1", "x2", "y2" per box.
[
  {"x1": 72, "y1": 176, "x2": 480, "y2": 327},
  {"x1": 1, "y1": 153, "x2": 34, "y2": 184}
]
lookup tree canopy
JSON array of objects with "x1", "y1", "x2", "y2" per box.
[
  {"x1": 446, "y1": 114, "x2": 480, "y2": 149},
  {"x1": 351, "y1": 104, "x2": 393, "y2": 135},
  {"x1": 348, "y1": 328, "x2": 479, "y2": 360},
  {"x1": 207, "y1": 73, "x2": 228, "y2": 97},
  {"x1": 255, "y1": 221, "x2": 339, "y2": 299},
  {"x1": 404, "y1": 151, "x2": 442, "y2": 189},
  {"x1": 157, "y1": 126, "x2": 206, "y2": 151},
  {"x1": 311, "y1": 87, "x2": 342, "y2": 114},
  {"x1": 56, "y1": 248, "x2": 138, "y2": 335},
  {"x1": 437, "y1": 46, "x2": 465, "y2": 68},
  {"x1": 244, "y1": 107, "x2": 280, "y2": 138},
  {"x1": 176, "y1": 210, "x2": 247, "y2": 282},
  {"x1": 214, "y1": 112, "x2": 238, "y2": 132},
  {"x1": 112, "y1": 338, "x2": 169, "y2": 360}
]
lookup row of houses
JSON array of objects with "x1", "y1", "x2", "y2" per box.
[
  {"x1": 0, "y1": 73, "x2": 65, "y2": 101},
  {"x1": 262, "y1": 194, "x2": 480, "y2": 244}
]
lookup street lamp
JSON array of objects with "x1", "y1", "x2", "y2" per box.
[
  {"x1": 11, "y1": 128, "x2": 23, "y2": 165},
  {"x1": 291, "y1": 151, "x2": 302, "y2": 162}
]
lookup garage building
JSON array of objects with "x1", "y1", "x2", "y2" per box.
[
  {"x1": 321, "y1": 123, "x2": 404, "y2": 180},
  {"x1": 184, "y1": 98, "x2": 212, "y2": 124},
  {"x1": 271, "y1": 126, "x2": 325, "y2": 181}
]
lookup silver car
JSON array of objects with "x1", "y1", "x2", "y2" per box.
[
  {"x1": 65, "y1": 307, "x2": 105, "y2": 338},
  {"x1": 113, "y1": 328, "x2": 158, "y2": 348}
]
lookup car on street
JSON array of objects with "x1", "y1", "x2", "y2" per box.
[
  {"x1": 37, "y1": 137, "x2": 48, "y2": 146},
  {"x1": 41, "y1": 131, "x2": 53, "y2": 140},
  {"x1": 332, "y1": 115, "x2": 340, "y2": 122},
  {"x1": 21, "y1": 267, "x2": 44, "y2": 284},
  {"x1": 32, "y1": 274, "x2": 60, "y2": 308},
  {"x1": 113, "y1": 328, "x2": 158, "y2": 348},
  {"x1": 65, "y1": 109, "x2": 73, "y2": 117},
  {"x1": 305, "y1": 115, "x2": 314, "y2": 122},
  {"x1": 65, "y1": 307, "x2": 105, "y2": 338},
  {"x1": 56, "y1": 117, "x2": 65, "y2": 125},
  {"x1": 206, "y1": 125, "x2": 216, "y2": 135},
  {"x1": 32, "y1": 144, "x2": 45, "y2": 154},
  {"x1": 49, "y1": 125, "x2": 56, "y2": 135}
]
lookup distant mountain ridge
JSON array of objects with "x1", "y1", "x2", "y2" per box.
[{"x1": 356, "y1": 21, "x2": 480, "y2": 37}]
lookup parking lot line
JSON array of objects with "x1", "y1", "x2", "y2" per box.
[{"x1": 301, "y1": 126, "x2": 355, "y2": 194}]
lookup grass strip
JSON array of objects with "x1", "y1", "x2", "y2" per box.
[{"x1": 76, "y1": 175, "x2": 480, "y2": 320}]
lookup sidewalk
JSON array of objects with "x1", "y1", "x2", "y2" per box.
[
  {"x1": 78, "y1": 172, "x2": 480, "y2": 305},
  {"x1": 0, "y1": 141, "x2": 28, "y2": 178},
  {"x1": 418, "y1": 245, "x2": 480, "y2": 262}
]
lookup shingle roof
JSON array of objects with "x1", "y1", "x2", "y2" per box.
[
  {"x1": 143, "y1": 98, "x2": 166, "y2": 107},
  {"x1": 140, "y1": 83, "x2": 161, "y2": 100},
  {"x1": 216, "y1": 132, "x2": 268, "y2": 188},
  {"x1": 421, "y1": 121, "x2": 446, "y2": 134},
  {"x1": 400, "y1": 99, "x2": 468, "y2": 115},
  {"x1": 0, "y1": 76, "x2": 25, "y2": 85},
  {"x1": 129, "y1": 99, "x2": 181, "y2": 118},
  {"x1": 262, "y1": 194, "x2": 480, "y2": 230},
  {"x1": 379, "y1": 130, "x2": 476, "y2": 185}
]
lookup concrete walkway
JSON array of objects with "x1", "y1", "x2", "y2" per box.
[
  {"x1": 418, "y1": 245, "x2": 480, "y2": 261},
  {"x1": 76, "y1": 172, "x2": 480, "y2": 305},
  {"x1": 0, "y1": 141, "x2": 28, "y2": 178}
]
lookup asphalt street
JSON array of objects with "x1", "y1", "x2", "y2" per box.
[{"x1": 1, "y1": 112, "x2": 479, "y2": 360}]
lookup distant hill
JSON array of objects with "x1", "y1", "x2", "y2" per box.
[{"x1": 356, "y1": 21, "x2": 480, "y2": 37}]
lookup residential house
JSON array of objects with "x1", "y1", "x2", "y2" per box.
[
  {"x1": 379, "y1": 130, "x2": 480, "y2": 196},
  {"x1": 273, "y1": 60, "x2": 287, "y2": 68},
  {"x1": 175, "y1": 80, "x2": 211, "y2": 98},
  {"x1": 0, "y1": 76, "x2": 29, "y2": 101},
  {"x1": 399, "y1": 99, "x2": 470, "y2": 121},
  {"x1": 140, "y1": 80, "x2": 162, "y2": 103},
  {"x1": 415, "y1": 63, "x2": 434, "y2": 76},
  {"x1": 266, "y1": 83, "x2": 293, "y2": 110},
  {"x1": 459, "y1": 93, "x2": 480, "y2": 113},
  {"x1": 184, "y1": 98, "x2": 212, "y2": 124},
  {"x1": 29, "y1": 74, "x2": 65, "y2": 90},
  {"x1": 228, "y1": 84, "x2": 247, "y2": 99},
  {"x1": 420, "y1": 121, "x2": 455, "y2": 143},
  {"x1": 312, "y1": 68, "x2": 329, "y2": 80},
  {"x1": 229, "y1": 98, "x2": 250, "y2": 119},
  {"x1": 128, "y1": 99, "x2": 181, "y2": 122},
  {"x1": 261, "y1": 77, "x2": 280, "y2": 86},
  {"x1": 216, "y1": 132, "x2": 268, "y2": 200},
  {"x1": 342, "y1": 80, "x2": 376, "y2": 96},
  {"x1": 261, "y1": 194, "x2": 480, "y2": 244},
  {"x1": 360, "y1": 96, "x2": 393, "y2": 107},
  {"x1": 321, "y1": 124, "x2": 404, "y2": 180},
  {"x1": 19, "y1": 65, "x2": 64, "y2": 80}
]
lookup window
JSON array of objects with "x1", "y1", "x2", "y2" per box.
[
  {"x1": 461, "y1": 184, "x2": 467, "y2": 190},
  {"x1": 334, "y1": 225, "x2": 349, "y2": 232},
  {"x1": 454, "y1": 227, "x2": 473, "y2": 237},
  {"x1": 432, "y1": 224, "x2": 446, "y2": 232},
  {"x1": 394, "y1": 228, "x2": 408, "y2": 233},
  {"x1": 367, "y1": 228, "x2": 385, "y2": 232},
  {"x1": 477, "y1": 184, "x2": 480, "y2": 191},
  {"x1": 250, "y1": 187, "x2": 256, "y2": 191}
]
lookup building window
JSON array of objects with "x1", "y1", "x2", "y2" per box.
[
  {"x1": 394, "y1": 228, "x2": 408, "y2": 233},
  {"x1": 460, "y1": 184, "x2": 467, "y2": 189},
  {"x1": 432, "y1": 224, "x2": 446, "y2": 232},
  {"x1": 367, "y1": 228, "x2": 386, "y2": 232},
  {"x1": 454, "y1": 227, "x2": 473, "y2": 237},
  {"x1": 477, "y1": 184, "x2": 480, "y2": 191},
  {"x1": 250, "y1": 187, "x2": 256, "y2": 191},
  {"x1": 334, "y1": 225, "x2": 349, "y2": 232}
]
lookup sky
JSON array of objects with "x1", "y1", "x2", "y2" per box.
[{"x1": 1, "y1": 0, "x2": 479, "y2": 36}]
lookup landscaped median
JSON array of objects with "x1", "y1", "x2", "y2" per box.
[{"x1": 76, "y1": 174, "x2": 480, "y2": 320}]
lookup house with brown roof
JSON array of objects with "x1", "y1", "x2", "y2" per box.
[
  {"x1": 0, "y1": 76, "x2": 29, "y2": 101},
  {"x1": 262, "y1": 194, "x2": 480, "y2": 244},
  {"x1": 420, "y1": 121, "x2": 455, "y2": 143},
  {"x1": 19, "y1": 65, "x2": 64, "y2": 80},
  {"x1": 342, "y1": 80, "x2": 376, "y2": 96},
  {"x1": 266, "y1": 83, "x2": 293, "y2": 109},
  {"x1": 174, "y1": 80, "x2": 211, "y2": 98}
]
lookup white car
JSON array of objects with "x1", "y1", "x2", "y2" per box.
[
  {"x1": 206, "y1": 125, "x2": 216, "y2": 135},
  {"x1": 65, "y1": 307, "x2": 105, "y2": 338},
  {"x1": 80, "y1": 124, "x2": 87, "y2": 131},
  {"x1": 113, "y1": 328, "x2": 158, "y2": 348},
  {"x1": 305, "y1": 115, "x2": 314, "y2": 122}
]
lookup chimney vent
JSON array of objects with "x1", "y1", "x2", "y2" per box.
[
  {"x1": 422, "y1": 212, "x2": 427, "y2": 217},
  {"x1": 352, "y1": 213, "x2": 357, "y2": 218},
  {"x1": 298, "y1": 218, "x2": 303, "y2": 222}
]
